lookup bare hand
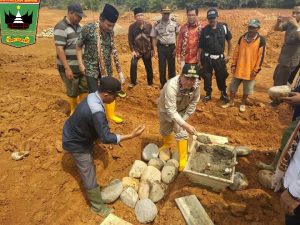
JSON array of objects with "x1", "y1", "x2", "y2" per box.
[
  {"x1": 131, "y1": 125, "x2": 145, "y2": 138},
  {"x1": 288, "y1": 17, "x2": 300, "y2": 28},
  {"x1": 198, "y1": 61, "x2": 203, "y2": 69},
  {"x1": 177, "y1": 57, "x2": 180, "y2": 65},
  {"x1": 79, "y1": 63, "x2": 85, "y2": 75},
  {"x1": 182, "y1": 122, "x2": 197, "y2": 135},
  {"x1": 281, "y1": 92, "x2": 300, "y2": 105},
  {"x1": 172, "y1": 49, "x2": 176, "y2": 57},
  {"x1": 151, "y1": 50, "x2": 155, "y2": 58},
  {"x1": 131, "y1": 51, "x2": 137, "y2": 58},
  {"x1": 224, "y1": 56, "x2": 231, "y2": 64},
  {"x1": 277, "y1": 16, "x2": 284, "y2": 23},
  {"x1": 280, "y1": 189, "x2": 300, "y2": 216},
  {"x1": 250, "y1": 71, "x2": 257, "y2": 78},
  {"x1": 65, "y1": 68, "x2": 74, "y2": 80},
  {"x1": 231, "y1": 66, "x2": 236, "y2": 75},
  {"x1": 153, "y1": 50, "x2": 158, "y2": 59}
]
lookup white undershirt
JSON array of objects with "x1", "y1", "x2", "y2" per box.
[{"x1": 284, "y1": 141, "x2": 300, "y2": 198}]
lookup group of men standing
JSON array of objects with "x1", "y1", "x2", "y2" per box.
[
  {"x1": 53, "y1": 2, "x2": 300, "y2": 224},
  {"x1": 128, "y1": 5, "x2": 266, "y2": 112},
  {"x1": 128, "y1": 5, "x2": 233, "y2": 104}
]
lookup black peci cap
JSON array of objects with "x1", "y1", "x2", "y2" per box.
[
  {"x1": 100, "y1": 4, "x2": 119, "y2": 23},
  {"x1": 134, "y1": 7, "x2": 143, "y2": 15}
]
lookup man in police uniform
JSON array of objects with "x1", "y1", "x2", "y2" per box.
[
  {"x1": 198, "y1": 8, "x2": 232, "y2": 103},
  {"x1": 151, "y1": 5, "x2": 180, "y2": 88}
]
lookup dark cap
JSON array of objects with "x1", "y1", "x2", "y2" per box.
[
  {"x1": 100, "y1": 4, "x2": 119, "y2": 23},
  {"x1": 68, "y1": 2, "x2": 86, "y2": 18},
  {"x1": 182, "y1": 64, "x2": 200, "y2": 78},
  {"x1": 161, "y1": 5, "x2": 172, "y2": 13},
  {"x1": 207, "y1": 8, "x2": 218, "y2": 19},
  {"x1": 134, "y1": 7, "x2": 143, "y2": 15},
  {"x1": 98, "y1": 76, "x2": 122, "y2": 96}
]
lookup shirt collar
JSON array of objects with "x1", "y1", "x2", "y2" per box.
[
  {"x1": 244, "y1": 32, "x2": 259, "y2": 43},
  {"x1": 64, "y1": 16, "x2": 79, "y2": 30},
  {"x1": 95, "y1": 91, "x2": 105, "y2": 108},
  {"x1": 187, "y1": 21, "x2": 198, "y2": 28}
]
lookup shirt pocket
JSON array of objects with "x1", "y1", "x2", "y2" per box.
[
  {"x1": 217, "y1": 33, "x2": 225, "y2": 44},
  {"x1": 168, "y1": 26, "x2": 175, "y2": 33},
  {"x1": 157, "y1": 27, "x2": 166, "y2": 35}
]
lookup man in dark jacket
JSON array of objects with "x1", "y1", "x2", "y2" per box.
[{"x1": 62, "y1": 76, "x2": 145, "y2": 217}]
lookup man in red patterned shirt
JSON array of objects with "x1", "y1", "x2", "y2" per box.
[{"x1": 176, "y1": 5, "x2": 203, "y2": 69}]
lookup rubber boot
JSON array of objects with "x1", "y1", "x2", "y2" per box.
[
  {"x1": 105, "y1": 100, "x2": 123, "y2": 124},
  {"x1": 159, "y1": 134, "x2": 173, "y2": 151},
  {"x1": 78, "y1": 93, "x2": 88, "y2": 103},
  {"x1": 86, "y1": 186, "x2": 113, "y2": 218},
  {"x1": 69, "y1": 97, "x2": 77, "y2": 116},
  {"x1": 178, "y1": 139, "x2": 188, "y2": 172},
  {"x1": 257, "y1": 149, "x2": 282, "y2": 172}
]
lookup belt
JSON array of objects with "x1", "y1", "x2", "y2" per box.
[
  {"x1": 204, "y1": 53, "x2": 224, "y2": 59},
  {"x1": 158, "y1": 42, "x2": 175, "y2": 47}
]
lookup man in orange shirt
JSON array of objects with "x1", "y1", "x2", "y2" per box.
[
  {"x1": 222, "y1": 19, "x2": 266, "y2": 112},
  {"x1": 176, "y1": 5, "x2": 202, "y2": 69}
]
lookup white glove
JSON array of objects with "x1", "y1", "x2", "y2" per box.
[
  {"x1": 119, "y1": 72, "x2": 125, "y2": 84},
  {"x1": 272, "y1": 169, "x2": 284, "y2": 192}
]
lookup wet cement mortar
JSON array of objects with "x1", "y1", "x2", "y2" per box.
[{"x1": 190, "y1": 145, "x2": 235, "y2": 179}]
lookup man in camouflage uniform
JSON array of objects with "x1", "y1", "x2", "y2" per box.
[
  {"x1": 76, "y1": 4, "x2": 124, "y2": 123},
  {"x1": 151, "y1": 5, "x2": 180, "y2": 88}
]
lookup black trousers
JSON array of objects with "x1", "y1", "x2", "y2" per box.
[
  {"x1": 202, "y1": 55, "x2": 228, "y2": 94},
  {"x1": 157, "y1": 43, "x2": 176, "y2": 87},
  {"x1": 286, "y1": 205, "x2": 300, "y2": 225},
  {"x1": 288, "y1": 62, "x2": 300, "y2": 85},
  {"x1": 130, "y1": 55, "x2": 153, "y2": 85},
  {"x1": 86, "y1": 76, "x2": 98, "y2": 93}
]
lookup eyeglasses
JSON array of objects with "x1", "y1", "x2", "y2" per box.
[{"x1": 293, "y1": 11, "x2": 300, "y2": 15}]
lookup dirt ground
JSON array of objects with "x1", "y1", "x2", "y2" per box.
[{"x1": 0, "y1": 8, "x2": 296, "y2": 225}]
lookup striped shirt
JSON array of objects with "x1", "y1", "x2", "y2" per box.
[{"x1": 54, "y1": 17, "x2": 81, "y2": 73}]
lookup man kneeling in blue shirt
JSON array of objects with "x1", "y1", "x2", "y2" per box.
[{"x1": 62, "y1": 76, "x2": 145, "y2": 217}]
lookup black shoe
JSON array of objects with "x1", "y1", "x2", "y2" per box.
[
  {"x1": 220, "y1": 92, "x2": 230, "y2": 103},
  {"x1": 203, "y1": 94, "x2": 212, "y2": 102}
]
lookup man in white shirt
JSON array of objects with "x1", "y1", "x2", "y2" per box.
[{"x1": 273, "y1": 92, "x2": 300, "y2": 224}]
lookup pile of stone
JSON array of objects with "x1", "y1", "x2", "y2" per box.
[
  {"x1": 100, "y1": 143, "x2": 179, "y2": 224},
  {"x1": 37, "y1": 28, "x2": 54, "y2": 38}
]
